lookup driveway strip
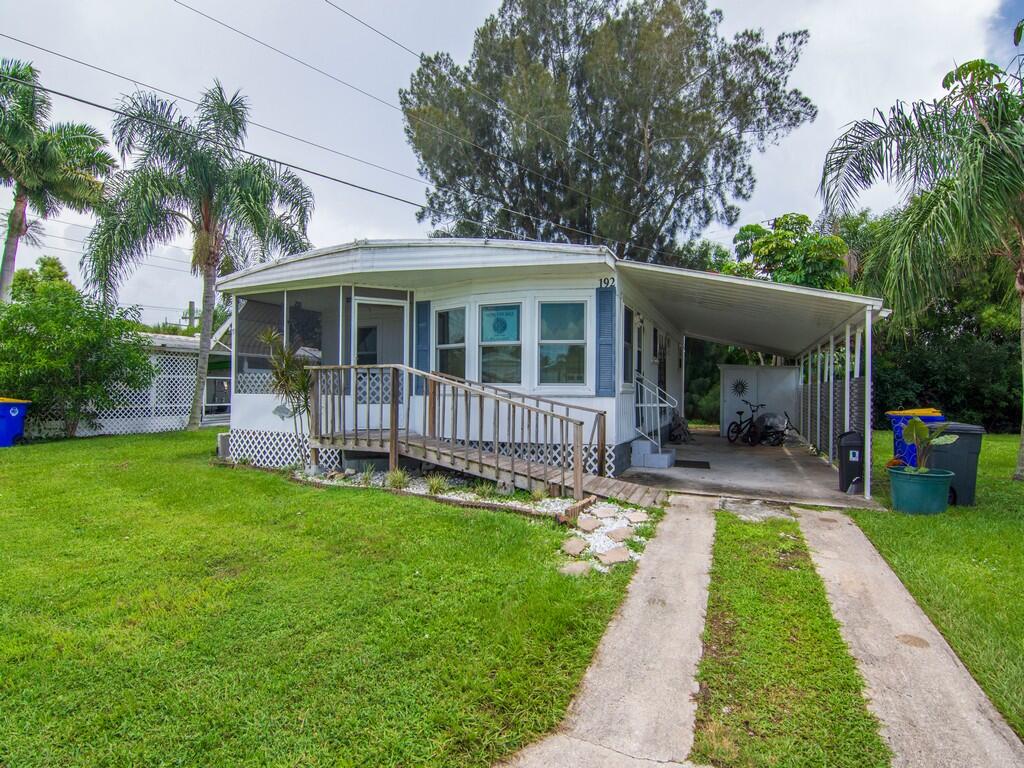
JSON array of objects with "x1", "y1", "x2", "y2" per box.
[
  {"x1": 798, "y1": 510, "x2": 1024, "y2": 768},
  {"x1": 503, "y1": 494, "x2": 716, "y2": 768}
]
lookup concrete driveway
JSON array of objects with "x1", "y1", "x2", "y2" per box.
[{"x1": 623, "y1": 431, "x2": 877, "y2": 509}]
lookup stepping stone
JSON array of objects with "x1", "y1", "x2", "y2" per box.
[
  {"x1": 559, "y1": 561, "x2": 592, "y2": 576},
  {"x1": 562, "y1": 537, "x2": 588, "y2": 557},
  {"x1": 576, "y1": 515, "x2": 601, "y2": 533},
  {"x1": 591, "y1": 504, "x2": 619, "y2": 519},
  {"x1": 626, "y1": 510, "x2": 649, "y2": 524},
  {"x1": 607, "y1": 526, "x2": 633, "y2": 543},
  {"x1": 597, "y1": 546, "x2": 630, "y2": 566}
]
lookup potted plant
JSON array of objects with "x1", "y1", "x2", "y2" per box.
[{"x1": 887, "y1": 417, "x2": 958, "y2": 514}]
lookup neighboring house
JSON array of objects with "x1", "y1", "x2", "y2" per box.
[
  {"x1": 218, "y1": 239, "x2": 886, "y2": 497},
  {"x1": 25, "y1": 323, "x2": 233, "y2": 439}
]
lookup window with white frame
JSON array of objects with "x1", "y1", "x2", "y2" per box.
[
  {"x1": 480, "y1": 303, "x2": 521, "y2": 384},
  {"x1": 539, "y1": 301, "x2": 585, "y2": 385},
  {"x1": 435, "y1": 306, "x2": 466, "y2": 378}
]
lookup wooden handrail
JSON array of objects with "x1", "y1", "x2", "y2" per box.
[
  {"x1": 306, "y1": 363, "x2": 600, "y2": 498},
  {"x1": 432, "y1": 371, "x2": 607, "y2": 414}
]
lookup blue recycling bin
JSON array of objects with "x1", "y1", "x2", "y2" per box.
[
  {"x1": 886, "y1": 408, "x2": 945, "y2": 467},
  {"x1": 0, "y1": 398, "x2": 30, "y2": 447}
]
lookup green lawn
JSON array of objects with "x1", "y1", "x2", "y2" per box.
[
  {"x1": 850, "y1": 431, "x2": 1024, "y2": 738},
  {"x1": 689, "y1": 511, "x2": 890, "y2": 768},
  {"x1": 0, "y1": 429, "x2": 632, "y2": 767}
]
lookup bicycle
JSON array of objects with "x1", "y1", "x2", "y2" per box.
[
  {"x1": 727, "y1": 399, "x2": 766, "y2": 444},
  {"x1": 759, "y1": 411, "x2": 798, "y2": 446}
]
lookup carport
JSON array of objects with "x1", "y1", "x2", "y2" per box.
[{"x1": 615, "y1": 261, "x2": 890, "y2": 503}]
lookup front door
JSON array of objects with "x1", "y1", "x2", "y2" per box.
[{"x1": 352, "y1": 300, "x2": 407, "y2": 414}]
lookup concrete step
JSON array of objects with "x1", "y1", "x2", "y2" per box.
[{"x1": 631, "y1": 442, "x2": 676, "y2": 469}]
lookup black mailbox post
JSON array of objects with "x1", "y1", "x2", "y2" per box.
[{"x1": 838, "y1": 431, "x2": 864, "y2": 494}]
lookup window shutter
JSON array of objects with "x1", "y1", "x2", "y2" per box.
[
  {"x1": 596, "y1": 286, "x2": 615, "y2": 396},
  {"x1": 415, "y1": 300, "x2": 430, "y2": 393}
]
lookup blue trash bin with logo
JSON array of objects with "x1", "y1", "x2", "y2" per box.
[
  {"x1": 885, "y1": 408, "x2": 945, "y2": 467},
  {"x1": 0, "y1": 398, "x2": 30, "y2": 447}
]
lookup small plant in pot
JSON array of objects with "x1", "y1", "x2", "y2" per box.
[{"x1": 887, "y1": 417, "x2": 958, "y2": 514}]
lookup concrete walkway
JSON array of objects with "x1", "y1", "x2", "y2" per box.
[
  {"x1": 798, "y1": 511, "x2": 1024, "y2": 768},
  {"x1": 503, "y1": 495, "x2": 716, "y2": 768}
]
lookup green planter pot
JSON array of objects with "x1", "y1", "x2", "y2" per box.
[{"x1": 887, "y1": 466, "x2": 955, "y2": 515}]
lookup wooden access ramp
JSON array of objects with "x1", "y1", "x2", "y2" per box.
[{"x1": 306, "y1": 364, "x2": 668, "y2": 507}]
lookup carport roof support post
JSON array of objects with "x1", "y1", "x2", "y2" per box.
[
  {"x1": 864, "y1": 308, "x2": 873, "y2": 500},
  {"x1": 844, "y1": 323, "x2": 851, "y2": 432},
  {"x1": 829, "y1": 334, "x2": 835, "y2": 464}
]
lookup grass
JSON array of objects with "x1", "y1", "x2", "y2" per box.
[
  {"x1": 689, "y1": 511, "x2": 890, "y2": 768},
  {"x1": 0, "y1": 429, "x2": 633, "y2": 767},
  {"x1": 848, "y1": 431, "x2": 1024, "y2": 738}
]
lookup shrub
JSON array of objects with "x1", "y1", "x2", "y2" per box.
[
  {"x1": 425, "y1": 473, "x2": 450, "y2": 495},
  {"x1": 359, "y1": 465, "x2": 376, "y2": 487},
  {"x1": 530, "y1": 485, "x2": 549, "y2": 502},
  {"x1": 470, "y1": 480, "x2": 498, "y2": 498},
  {"x1": 0, "y1": 274, "x2": 155, "y2": 437},
  {"x1": 385, "y1": 468, "x2": 409, "y2": 490}
]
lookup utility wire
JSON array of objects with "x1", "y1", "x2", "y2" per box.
[
  {"x1": 0, "y1": 33, "x2": 727, "y2": 260},
  {"x1": 170, "y1": 0, "x2": 639, "y2": 220},
  {"x1": 318, "y1": 0, "x2": 648, "y2": 187},
  {"x1": 0, "y1": 73, "x2": 533, "y2": 246}
]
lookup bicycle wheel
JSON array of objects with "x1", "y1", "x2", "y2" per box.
[{"x1": 727, "y1": 421, "x2": 743, "y2": 443}]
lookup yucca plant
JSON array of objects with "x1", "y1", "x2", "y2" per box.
[
  {"x1": 425, "y1": 473, "x2": 449, "y2": 495},
  {"x1": 385, "y1": 468, "x2": 409, "y2": 490},
  {"x1": 259, "y1": 327, "x2": 312, "y2": 453}
]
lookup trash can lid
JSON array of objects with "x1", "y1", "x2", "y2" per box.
[
  {"x1": 0, "y1": 397, "x2": 30, "y2": 404},
  {"x1": 885, "y1": 408, "x2": 943, "y2": 416},
  {"x1": 938, "y1": 421, "x2": 986, "y2": 434},
  {"x1": 838, "y1": 430, "x2": 863, "y2": 442}
]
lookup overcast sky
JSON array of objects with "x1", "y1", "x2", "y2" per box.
[{"x1": 1, "y1": 0, "x2": 1017, "y2": 324}]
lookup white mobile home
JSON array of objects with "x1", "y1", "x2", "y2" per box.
[{"x1": 218, "y1": 239, "x2": 886, "y2": 499}]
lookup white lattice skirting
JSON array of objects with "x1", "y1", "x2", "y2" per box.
[
  {"x1": 228, "y1": 428, "x2": 617, "y2": 476},
  {"x1": 24, "y1": 352, "x2": 197, "y2": 439}
]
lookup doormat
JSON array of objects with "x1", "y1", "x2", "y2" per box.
[{"x1": 675, "y1": 459, "x2": 711, "y2": 469}]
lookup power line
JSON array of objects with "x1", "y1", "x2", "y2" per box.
[
  {"x1": 318, "y1": 0, "x2": 647, "y2": 187},
  {"x1": 0, "y1": 34, "x2": 715, "y2": 261},
  {"x1": 25, "y1": 242, "x2": 193, "y2": 274},
  {"x1": 170, "y1": 0, "x2": 638, "y2": 221},
  {"x1": 0, "y1": 72, "x2": 541, "y2": 246},
  {"x1": 0, "y1": 31, "x2": 430, "y2": 190}
]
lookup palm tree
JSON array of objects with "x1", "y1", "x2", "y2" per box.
[
  {"x1": 820, "y1": 46, "x2": 1024, "y2": 480},
  {"x1": 85, "y1": 82, "x2": 314, "y2": 429},
  {"x1": 0, "y1": 59, "x2": 116, "y2": 302}
]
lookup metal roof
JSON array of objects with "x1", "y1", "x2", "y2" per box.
[{"x1": 615, "y1": 261, "x2": 888, "y2": 358}]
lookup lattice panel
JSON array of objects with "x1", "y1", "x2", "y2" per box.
[
  {"x1": 24, "y1": 352, "x2": 197, "y2": 438},
  {"x1": 227, "y1": 428, "x2": 615, "y2": 477},
  {"x1": 354, "y1": 370, "x2": 402, "y2": 403},
  {"x1": 229, "y1": 429, "x2": 340, "y2": 470},
  {"x1": 236, "y1": 370, "x2": 273, "y2": 394}
]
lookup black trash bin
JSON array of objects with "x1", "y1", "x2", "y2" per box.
[
  {"x1": 837, "y1": 430, "x2": 865, "y2": 494},
  {"x1": 929, "y1": 422, "x2": 986, "y2": 505}
]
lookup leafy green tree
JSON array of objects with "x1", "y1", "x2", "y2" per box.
[
  {"x1": 400, "y1": 0, "x2": 815, "y2": 259},
  {"x1": 0, "y1": 277, "x2": 154, "y2": 438},
  {"x1": 10, "y1": 254, "x2": 70, "y2": 299},
  {"x1": 0, "y1": 59, "x2": 116, "y2": 302},
  {"x1": 84, "y1": 82, "x2": 314, "y2": 429},
  {"x1": 732, "y1": 213, "x2": 851, "y2": 290},
  {"x1": 820, "y1": 22, "x2": 1024, "y2": 480}
]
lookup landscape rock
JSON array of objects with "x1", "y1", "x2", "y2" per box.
[
  {"x1": 591, "y1": 504, "x2": 619, "y2": 519},
  {"x1": 562, "y1": 538, "x2": 588, "y2": 556},
  {"x1": 559, "y1": 561, "x2": 593, "y2": 576},
  {"x1": 597, "y1": 546, "x2": 630, "y2": 566},
  {"x1": 607, "y1": 526, "x2": 633, "y2": 543},
  {"x1": 576, "y1": 515, "x2": 601, "y2": 533},
  {"x1": 625, "y1": 510, "x2": 650, "y2": 524}
]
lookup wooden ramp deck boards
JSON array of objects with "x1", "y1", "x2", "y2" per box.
[{"x1": 312, "y1": 430, "x2": 668, "y2": 508}]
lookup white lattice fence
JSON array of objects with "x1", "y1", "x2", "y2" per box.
[
  {"x1": 227, "y1": 429, "x2": 616, "y2": 476},
  {"x1": 24, "y1": 352, "x2": 198, "y2": 439}
]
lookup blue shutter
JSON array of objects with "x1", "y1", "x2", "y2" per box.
[
  {"x1": 415, "y1": 300, "x2": 430, "y2": 393},
  {"x1": 596, "y1": 286, "x2": 615, "y2": 396}
]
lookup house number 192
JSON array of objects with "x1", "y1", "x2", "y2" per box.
[{"x1": 599, "y1": 277, "x2": 616, "y2": 288}]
